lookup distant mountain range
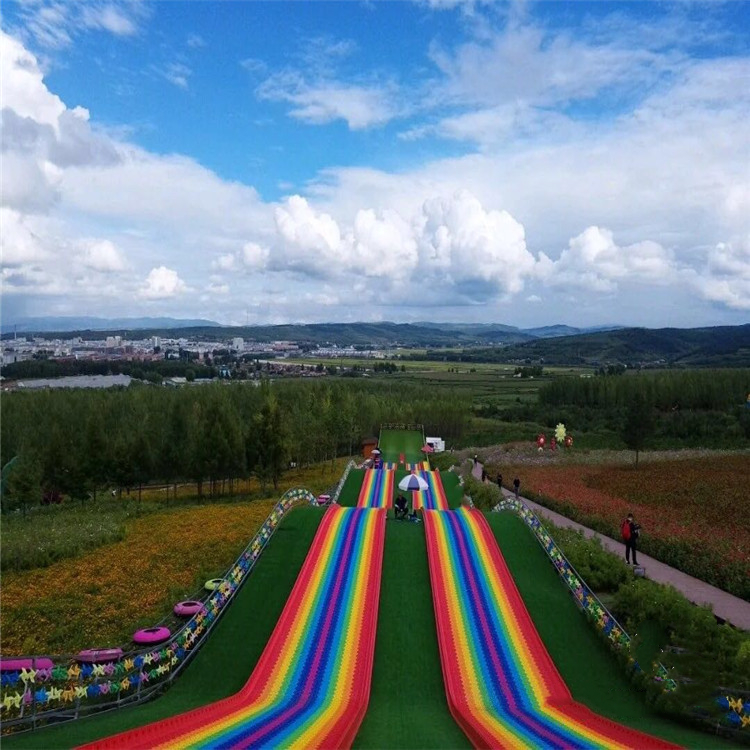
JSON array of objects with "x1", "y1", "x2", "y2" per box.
[
  {"x1": 2, "y1": 318, "x2": 748, "y2": 366},
  {"x1": 1, "y1": 316, "x2": 222, "y2": 334},
  {"x1": 1, "y1": 316, "x2": 618, "y2": 341}
]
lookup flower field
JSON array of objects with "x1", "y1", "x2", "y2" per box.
[
  {"x1": 492, "y1": 454, "x2": 749, "y2": 600},
  {"x1": 137, "y1": 457, "x2": 351, "y2": 502},
  {"x1": 0, "y1": 500, "x2": 276, "y2": 655}
]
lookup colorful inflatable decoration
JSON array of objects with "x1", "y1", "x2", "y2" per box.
[
  {"x1": 423, "y1": 508, "x2": 680, "y2": 749},
  {"x1": 536, "y1": 433, "x2": 546, "y2": 449},
  {"x1": 132, "y1": 627, "x2": 171, "y2": 646},
  {"x1": 82, "y1": 505, "x2": 386, "y2": 750},
  {"x1": 555, "y1": 422, "x2": 567, "y2": 443},
  {"x1": 173, "y1": 601, "x2": 203, "y2": 617},
  {"x1": 564, "y1": 434, "x2": 573, "y2": 448}
]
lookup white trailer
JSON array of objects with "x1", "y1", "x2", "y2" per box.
[{"x1": 425, "y1": 437, "x2": 445, "y2": 453}]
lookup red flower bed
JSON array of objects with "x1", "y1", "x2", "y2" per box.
[{"x1": 497, "y1": 455, "x2": 749, "y2": 598}]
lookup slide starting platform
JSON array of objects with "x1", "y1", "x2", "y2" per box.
[
  {"x1": 356, "y1": 468, "x2": 394, "y2": 509},
  {"x1": 82, "y1": 506, "x2": 386, "y2": 750},
  {"x1": 423, "y1": 508, "x2": 680, "y2": 750},
  {"x1": 411, "y1": 470, "x2": 449, "y2": 511}
]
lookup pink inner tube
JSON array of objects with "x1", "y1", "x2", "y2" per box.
[
  {"x1": 173, "y1": 600, "x2": 203, "y2": 617},
  {"x1": 76, "y1": 648, "x2": 124, "y2": 663},
  {"x1": 133, "y1": 626, "x2": 171, "y2": 645},
  {"x1": 0, "y1": 657, "x2": 54, "y2": 671}
]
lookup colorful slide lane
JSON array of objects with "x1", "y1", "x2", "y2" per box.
[
  {"x1": 82, "y1": 506, "x2": 386, "y2": 750},
  {"x1": 423, "y1": 508, "x2": 680, "y2": 750},
  {"x1": 412, "y1": 470, "x2": 450, "y2": 511},
  {"x1": 356, "y1": 468, "x2": 394, "y2": 509},
  {"x1": 383, "y1": 461, "x2": 429, "y2": 471}
]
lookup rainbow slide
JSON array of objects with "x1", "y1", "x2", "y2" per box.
[
  {"x1": 82, "y1": 506, "x2": 386, "y2": 750},
  {"x1": 356, "y1": 468, "x2": 394, "y2": 509},
  {"x1": 405, "y1": 461, "x2": 429, "y2": 471},
  {"x1": 423, "y1": 508, "x2": 680, "y2": 750},
  {"x1": 412, "y1": 470, "x2": 449, "y2": 511}
]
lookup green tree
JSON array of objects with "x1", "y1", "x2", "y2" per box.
[
  {"x1": 5, "y1": 448, "x2": 43, "y2": 516},
  {"x1": 622, "y1": 392, "x2": 654, "y2": 467},
  {"x1": 255, "y1": 386, "x2": 289, "y2": 491}
]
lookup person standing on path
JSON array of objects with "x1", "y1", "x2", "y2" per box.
[
  {"x1": 621, "y1": 513, "x2": 640, "y2": 565},
  {"x1": 513, "y1": 477, "x2": 520, "y2": 500},
  {"x1": 496, "y1": 473, "x2": 503, "y2": 492}
]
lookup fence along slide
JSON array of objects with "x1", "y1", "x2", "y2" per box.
[
  {"x1": 356, "y1": 468, "x2": 394, "y2": 509},
  {"x1": 411, "y1": 470, "x2": 449, "y2": 511},
  {"x1": 82, "y1": 505, "x2": 386, "y2": 750},
  {"x1": 423, "y1": 508, "x2": 680, "y2": 750}
]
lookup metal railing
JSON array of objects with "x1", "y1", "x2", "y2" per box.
[
  {"x1": 494, "y1": 497, "x2": 677, "y2": 692},
  {"x1": 330, "y1": 460, "x2": 357, "y2": 503},
  {"x1": 0, "y1": 487, "x2": 317, "y2": 734}
]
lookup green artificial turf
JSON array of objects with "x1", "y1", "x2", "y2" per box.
[
  {"x1": 353, "y1": 519, "x2": 469, "y2": 750},
  {"x1": 3, "y1": 507, "x2": 324, "y2": 750},
  {"x1": 486, "y1": 512, "x2": 735, "y2": 749},
  {"x1": 378, "y1": 429, "x2": 425, "y2": 464},
  {"x1": 338, "y1": 468, "x2": 366, "y2": 506},
  {"x1": 438, "y1": 470, "x2": 464, "y2": 509}
]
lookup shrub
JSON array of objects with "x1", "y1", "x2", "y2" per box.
[
  {"x1": 463, "y1": 475, "x2": 501, "y2": 511},
  {"x1": 548, "y1": 526, "x2": 632, "y2": 593}
]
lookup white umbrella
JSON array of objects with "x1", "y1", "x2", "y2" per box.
[
  {"x1": 371, "y1": 448, "x2": 381, "y2": 455},
  {"x1": 398, "y1": 473, "x2": 429, "y2": 492}
]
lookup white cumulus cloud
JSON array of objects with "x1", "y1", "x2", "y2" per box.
[
  {"x1": 537, "y1": 227, "x2": 676, "y2": 292},
  {"x1": 416, "y1": 190, "x2": 534, "y2": 298},
  {"x1": 81, "y1": 239, "x2": 126, "y2": 273},
  {"x1": 139, "y1": 266, "x2": 188, "y2": 299}
]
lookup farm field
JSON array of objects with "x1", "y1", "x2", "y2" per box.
[
  {"x1": 490, "y1": 454, "x2": 750, "y2": 600},
  {"x1": 0, "y1": 500, "x2": 276, "y2": 655},
  {"x1": 284, "y1": 354, "x2": 590, "y2": 377}
]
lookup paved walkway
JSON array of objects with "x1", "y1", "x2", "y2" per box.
[{"x1": 472, "y1": 461, "x2": 750, "y2": 630}]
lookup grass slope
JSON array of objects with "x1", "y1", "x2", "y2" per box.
[
  {"x1": 338, "y1": 468, "x2": 366, "y2": 506},
  {"x1": 487, "y1": 512, "x2": 734, "y2": 748},
  {"x1": 379, "y1": 429, "x2": 425, "y2": 463},
  {"x1": 3, "y1": 507, "x2": 324, "y2": 750},
  {"x1": 353, "y1": 520, "x2": 469, "y2": 749},
  {"x1": 439, "y1": 470, "x2": 464, "y2": 509}
]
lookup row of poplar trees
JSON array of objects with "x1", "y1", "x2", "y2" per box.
[{"x1": 1, "y1": 379, "x2": 468, "y2": 513}]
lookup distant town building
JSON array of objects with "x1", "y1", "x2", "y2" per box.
[{"x1": 232, "y1": 337, "x2": 244, "y2": 351}]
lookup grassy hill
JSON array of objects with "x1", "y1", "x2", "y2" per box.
[{"x1": 445, "y1": 325, "x2": 750, "y2": 367}]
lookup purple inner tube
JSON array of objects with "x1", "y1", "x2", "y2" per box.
[
  {"x1": 77, "y1": 648, "x2": 124, "y2": 664},
  {"x1": 0, "y1": 657, "x2": 54, "y2": 671},
  {"x1": 132, "y1": 626, "x2": 171, "y2": 645},
  {"x1": 173, "y1": 600, "x2": 203, "y2": 617}
]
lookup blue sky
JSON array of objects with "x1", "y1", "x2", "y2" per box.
[{"x1": 1, "y1": 1, "x2": 749, "y2": 328}]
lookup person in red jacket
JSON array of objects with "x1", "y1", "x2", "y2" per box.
[{"x1": 621, "y1": 513, "x2": 641, "y2": 565}]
